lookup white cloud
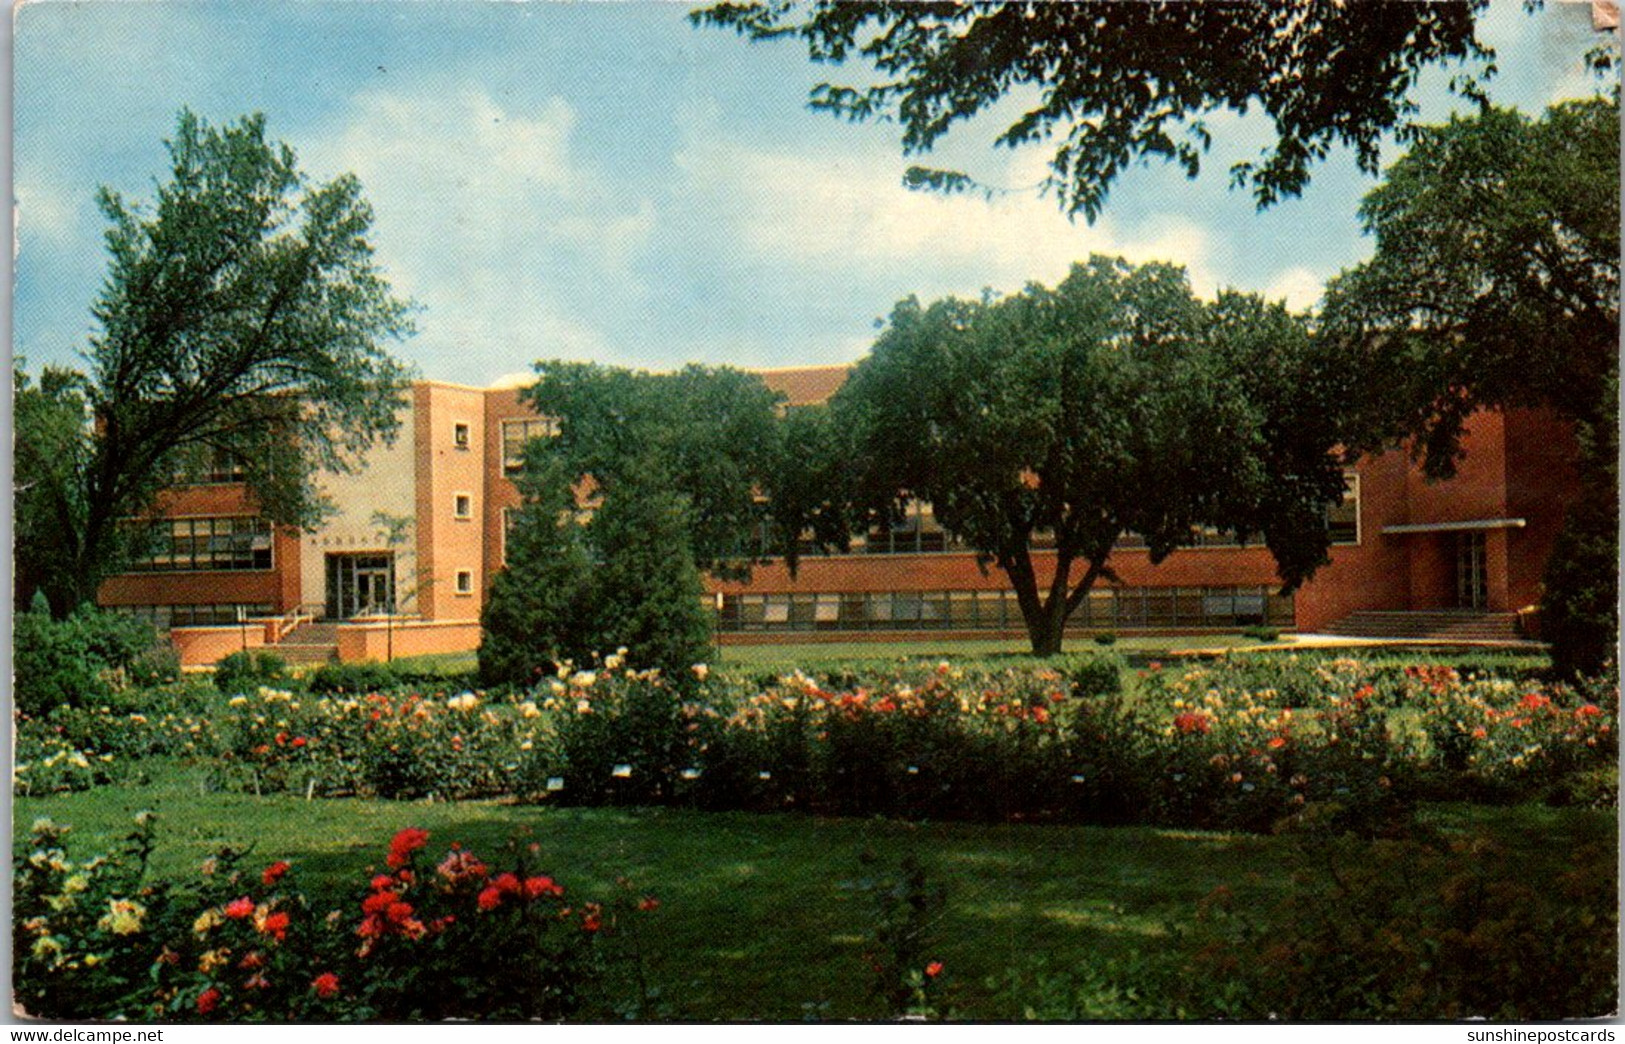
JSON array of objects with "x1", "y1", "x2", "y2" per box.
[
  {"x1": 301, "y1": 85, "x2": 655, "y2": 370},
  {"x1": 674, "y1": 130, "x2": 1222, "y2": 304},
  {"x1": 15, "y1": 179, "x2": 94, "y2": 251},
  {"x1": 1261, "y1": 266, "x2": 1326, "y2": 311}
]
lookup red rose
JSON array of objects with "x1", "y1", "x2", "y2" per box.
[
  {"x1": 361, "y1": 891, "x2": 395, "y2": 916},
  {"x1": 262, "y1": 861, "x2": 291, "y2": 886},
  {"x1": 196, "y1": 987, "x2": 222, "y2": 1015},
  {"x1": 493, "y1": 872, "x2": 521, "y2": 895},
  {"x1": 386, "y1": 827, "x2": 431, "y2": 869},
  {"x1": 637, "y1": 896, "x2": 660, "y2": 912},
  {"x1": 523, "y1": 876, "x2": 561, "y2": 900},
  {"x1": 370, "y1": 874, "x2": 394, "y2": 891},
  {"x1": 925, "y1": 961, "x2": 944, "y2": 978},
  {"x1": 477, "y1": 886, "x2": 502, "y2": 911},
  {"x1": 386, "y1": 901, "x2": 415, "y2": 925},
  {"x1": 260, "y1": 911, "x2": 290, "y2": 941},
  {"x1": 291, "y1": 736, "x2": 308, "y2": 748},
  {"x1": 224, "y1": 897, "x2": 254, "y2": 920},
  {"x1": 312, "y1": 973, "x2": 341, "y2": 999}
]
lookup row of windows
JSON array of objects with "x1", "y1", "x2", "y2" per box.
[
  {"x1": 124, "y1": 517, "x2": 274, "y2": 572},
  {"x1": 110, "y1": 603, "x2": 275, "y2": 630},
  {"x1": 770, "y1": 474, "x2": 1361, "y2": 557},
  {"x1": 717, "y1": 586, "x2": 1294, "y2": 633}
]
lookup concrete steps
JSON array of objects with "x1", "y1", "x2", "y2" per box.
[
  {"x1": 271, "y1": 621, "x2": 339, "y2": 664},
  {"x1": 1321, "y1": 610, "x2": 1525, "y2": 642}
]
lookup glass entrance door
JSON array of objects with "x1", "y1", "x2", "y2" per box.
[
  {"x1": 1454, "y1": 532, "x2": 1487, "y2": 610},
  {"x1": 325, "y1": 554, "x2": 396, "y2": 619}
]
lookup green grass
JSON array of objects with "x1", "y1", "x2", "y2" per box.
[
  {"x1": 384, "y1": 650, "x2": 479, "y2": 675},
  {"x1": 713, "y1": 634, "x2": 1265, "y2": 672},
  {"x1": 385, "y1": 637, "x2": 1549, "y2": 681},
  {"x1": 15, "y1": 763, "x2": 1611, "y2": 1020}
]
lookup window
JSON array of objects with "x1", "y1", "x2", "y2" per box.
[
  {"x1": 501, "y1": 508, "x2": 518, "y2": 565},
  {"x1": 453, "y1": 493, "x2": 473, "y2": 519},
  {"x1": 1327, "y1": 471, "x2": 1360, "y2": 545},
  {"x1": 455, "y1": 570, "x2": 474, "y2": 595},
  {"x1": 501, "y1": 418, "x2": 559, "y2": 475},
  {"x1": 174, "y1": 446, "x2": 247, "y2": 485},
  {"x1": 126, "y1": 517, "x2": 273, "y2": 572},
  {"x1": 453, "y1": 422, "x2": 471, "y2": 449}
]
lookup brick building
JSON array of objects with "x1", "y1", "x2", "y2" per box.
[{"x1": 98, "y1": 367, "x2": 1579, "y2": 663}]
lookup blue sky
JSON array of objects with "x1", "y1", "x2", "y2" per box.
[{"x1": 13, "y1": 0, "x2": 1611, "y2": 387}]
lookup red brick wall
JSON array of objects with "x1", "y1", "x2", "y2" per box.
[
  {"x1": 97, "y1": 484, "x2": 301, "y2": 612},
  {"x1": 1502, "y1": 409, "x2": 1582, "y2": 609}
]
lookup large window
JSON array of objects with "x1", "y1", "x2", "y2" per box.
[
  {"x1": 172, "y1": 447, "x2": 247, "y2": 485},
  {"x1": 717, "y1": 585, "x2": 1292, "y2": 632},
  {"x1": 861, "y1": 500, "x2": 966, "y2": 555},
  {"x1": 1326, "y1": 472, "x2": 1360, "y2": 545},
  {"x1": 126, "y1": 517, "x2": 273, "y2": 572},
  {"x1": 501, "y1": 418, "x2": 559, "y2": 475}
]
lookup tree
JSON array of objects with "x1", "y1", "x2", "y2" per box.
[
  {"x1": 520, "y1": 361, "x2": 791, "y2": 576},
  {"x1": 830, "y1": 256, "x2": 1352, "y2": 656},
  {"x1": 1321, "y1": 97, "x2": 1619, "y2": 676},
  {"x1": 478, "y1": 456, "x2": 600, "y2": 686},
  {"x1": 370, "y1": 511, "x2": 432, "y2": 663},
  {"x1": 485, "y1": 361, "x2": 833, "y2": 680},
  {"x1": 15, "y1": 109, "x2": 414, "y2": 617},
  {"x1": 584, "y1": 478, "x2": 716, "y2": 676},
  {"x1": 692, "y1": 1, "x2": 1519, "y2": 220}
]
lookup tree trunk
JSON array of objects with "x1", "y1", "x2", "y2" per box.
[{"x1": 1026, "y1": 609, "x2": 1067, "y2": 658}]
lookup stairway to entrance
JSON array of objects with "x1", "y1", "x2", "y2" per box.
[
  {"x1": 273, "y1": 621, "x2": 340, "y2": 664},
  {"x1": 1320, "y1": 610, "x2": 1527, "y2": 643}
]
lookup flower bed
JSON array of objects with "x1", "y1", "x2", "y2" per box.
[{"x1": 15, "y1": 656, "x2": 1616, "y2": 831}]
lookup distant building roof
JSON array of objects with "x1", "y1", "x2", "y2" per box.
[{"x1": 754, "y1": 364, "x2": 853, "y2": 407}]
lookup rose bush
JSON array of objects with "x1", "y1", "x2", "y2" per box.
[
  {"x1": 16, "y1": 654, "x2": 1615, "y2": 830},
  {"x1": 13, "y1": 817, "x2": 647, "y2": 1021}
]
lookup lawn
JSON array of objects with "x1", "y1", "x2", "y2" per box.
[
  {"x1": 15, "y1": 761, "x2": 1612, "y2": 1020},
  {"x1": 385, "y1": 636, "x2": 1548, "y2": 679}
]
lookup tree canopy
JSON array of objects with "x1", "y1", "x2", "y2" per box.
[
  {"x1": 482, "y1": 363, "x2": 789, "y2": 680},
  {"x1": 15, "y1": 109, "x2": 414, "y2": 615},
  {"x1": 519, "y1": 360, "x2": 809, "y2": 577},
  {"x1": 1321, "y1": 95, "x2": 1619, "y2": 677},
  {"x1": 829, "y1": 256, "x2": 1353, "y2": 655},
  {"x1": 692, "y1": 1, "x2": 1509, "y2": 220},
  {"x1": 1323, "y1": 96, "x2": 1619, "y2": 474}
]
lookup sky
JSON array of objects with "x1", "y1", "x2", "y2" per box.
[{"x1": 12, "y1": 0, "x2": 1613, "y2": 388}]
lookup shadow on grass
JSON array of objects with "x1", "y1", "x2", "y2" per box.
[{"x1": 15, "y1": 764, "x2": 1613, "y2": 1020}]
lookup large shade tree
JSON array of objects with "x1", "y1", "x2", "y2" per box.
[
  {"x1": 830, "y1": 256, "x2": 1354, "y2": 656},
  {"x1": 691, "y1": 1, "x2": 1527, "y2": 220},
  {"x1": 15, "y1": 109, "x2": 414, "y2": 617},
  {"x1": 1322, "y1": 97, "x2": 1619, "y2": 676}
]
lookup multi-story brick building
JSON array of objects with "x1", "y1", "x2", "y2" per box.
[{"x1": 98, "y1": 367, "x2": 1579, "y2": 664}]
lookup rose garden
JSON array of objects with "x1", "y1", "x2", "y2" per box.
[{"x1": 13, "y1": 639, "x2": 1618, "y2": 1020}]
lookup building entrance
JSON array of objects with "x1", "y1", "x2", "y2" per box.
[
  {"x1": 326, "y1": 554, "x2": 396, "y2": 619},
  {"x1": 1454, "y1": 532, "x2": 1487, "y2": 610}
]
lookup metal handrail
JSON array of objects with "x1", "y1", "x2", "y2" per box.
[{"x1": 273, "y1": 603, "x2": 319, "y2": 642}]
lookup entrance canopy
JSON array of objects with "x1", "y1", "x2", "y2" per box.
[{"x1": 1380, "y1": 518, "x2": 1526, "y2": 535}]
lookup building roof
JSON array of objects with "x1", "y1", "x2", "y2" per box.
[{"x1": 754, "y1": 364, "x2": 853, "y2": 407}]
